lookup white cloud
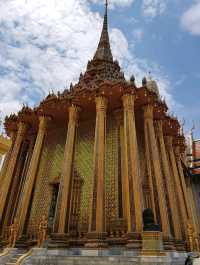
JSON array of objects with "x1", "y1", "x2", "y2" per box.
[
  {"x1": 181, "y1": 1, "x2": 200, "y2": 35},
  {"x1": 0, "y1": 0, "x2": 176, "y2": 123},
  {"x1": 88, "y1": 0, "x2": 134, "y2": 8},
  {"x1": 142, "y1": 0, "x2": 167, "y2": 18}
]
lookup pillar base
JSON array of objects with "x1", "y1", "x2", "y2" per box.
[
  {"x1": 163, "y1": 237, "x2": 175, "y2": 251},
  {"x1": 85, "y1": 232, "x2": 108, "y2": 248},
  {"x1": 141, "y1": 231, "x2": 166, "y2": 256},
  {"x1": 174, "y1": 240, "x2": 186, "y2": 251},
  {"x1": 141, "y1": 250, "x2": 166, "y2": 256},
  {"x1": 0, "y1": 236, "x2": 9, "y2": 249},
  {"x1": 126, "y1": 232, "x2": 142, "y2": 249},
  {"x1": 15, "y1": 235, "x2": 29, "y2": 248},
  {"x1": 48, "y1": 233, "x2": 69, "y2": 248},
  {"x1": 107, "y1": 236, "x2": 127, "y2": 246}
]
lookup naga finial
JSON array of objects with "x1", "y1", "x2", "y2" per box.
[
  {"x1": 148, "y1": 71, "x2": 152, "y2": 81},
  {"x1": 191, "y1": 120, "x2": 195, "y2": 133},
  {"x1": 180, "y1": 118, "x2": 185, "y2": 136}
]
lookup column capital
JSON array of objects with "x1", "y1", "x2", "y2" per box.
[
  {"x1": 113, "y1": 109, "x2": 123, "y2": 126},
  {"x1": 38, "y1": 115, "x2": 51, "y2": 132},
  {"x1": 95, "y1": 96, "x2": 108, "y2": 112},
  {"x1": 154, "y1": 120, "x2": 163, "y2": 135},
  {"x1": 122, "y1": 93, "x2": 135, "y2": 111},
  {"x1": 9, "y1": 130, "x2": 17, "y2": 141},
  {"x1": 68, "y1": 104, "x2": 81, "y2": 124},
  {"x1": 18, "y1": 122, "x2": 28, "y2": 136},
  {"x1": 143, "y1": 104, "x2": 153, "y2": 120}
]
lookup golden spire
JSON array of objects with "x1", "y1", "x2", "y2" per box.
[{"x1": 93, "y1": 0, "x2": 113, "y2": 62}]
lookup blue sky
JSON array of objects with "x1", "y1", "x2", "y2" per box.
[{"x1": 0, "y1": 0, "x2": 199, "y2": 138}]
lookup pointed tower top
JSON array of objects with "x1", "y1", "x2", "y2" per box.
[{"x1": 93, "y1": 0, "x2": 113, "y2": 62}]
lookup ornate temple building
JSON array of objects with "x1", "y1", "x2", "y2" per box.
[{"x1": 0, "y1": 1, "x2": 200, "y2": 263}]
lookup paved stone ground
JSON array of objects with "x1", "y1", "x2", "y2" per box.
[{"x1": 20, "y1": 248, "x2": 187, "y2": 265}]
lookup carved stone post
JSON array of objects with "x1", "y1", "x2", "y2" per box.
[
  {"x1": 17, "y1": 115, "x2": 49, "y2": 236},
  {"x1": 122, "y1": 93, "x2": 142, "y2": 233},
  {"x1": 143, "y1": 105, "x2": 170, "y2": 239},
  {"x1": 0, "y1": 122, "x2": 27, "y2": 224},
  {"x1": 56, "y1": 105, "x2": 80, "y2": 234},
  {"x1": 88, "y1": 96, "x2": 107, "y2": 236},
  {"x1": 165, "y1": 136, "x2": 188, "y2": 236},
  {"x1": 155, "y1": 121, "x2": 182, "y2": 241}
]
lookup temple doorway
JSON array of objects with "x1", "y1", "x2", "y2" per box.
[{"x1": 48, "y1": 183, "x2": 59, "y2": 233}]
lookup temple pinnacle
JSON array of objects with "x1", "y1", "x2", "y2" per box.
[{"x1": 93, "y1": 0, "x2": 113, "y2": 62}]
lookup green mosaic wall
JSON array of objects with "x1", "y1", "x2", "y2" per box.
[
  {"x1": 28, "y1": 126, "x2": 66, "y2": 229},
  {"x1": 74, "y1": 120, "x2": 95, "y2": 223}
]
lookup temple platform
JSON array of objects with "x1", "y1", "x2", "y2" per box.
[{"x1": 0, "y1": 247, "x2": 188, "y2": 265}]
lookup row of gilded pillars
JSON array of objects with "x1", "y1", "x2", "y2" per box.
[
  {"x1": 54, "y1": 93, "x2": 191, "y2": 241},
  {"x1": 0, "y1": 116, "x2": 48, "y2": 237},
  {"x1": 0, "y1": 93, "x2": 192, "y2": 242}
]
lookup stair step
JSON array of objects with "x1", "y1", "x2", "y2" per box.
[
  {"x1": 10, "y1": 258, "x2": 18, "y2": 262},
  {"x1": 4, "y1": 249, "x2": 28, "y2": 265}
]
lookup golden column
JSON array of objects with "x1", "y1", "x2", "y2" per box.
[
  {"x1": 17, "y1": 115, "x2": 49, "y2": 236},
  {"x1": 0, "y1": 122, "x2": 27, "y2": 222},
  {"x1": 114, "y1": 109, "x2": 131, "y2": 224},
  {"x1": 57, "y1": 105, "x2": 80, "y2": 234},
  {"x1": 174, "y1": 145, "x2": 198, "y2": 236},
  {"x1": 155, "y1": 121, "x2": 182, "y2": 240},
  {"x1": 144, "y1": 113, "x2": 157, "y2": 223},
  {"x1": 89, "y1": 96, "x2": 107, "y2": 234},
  {"x1": 1, "y1": 141, "x2": 29, "y2": 232},
  {"x1": 143, "y1": 105, "x2": 170, "y2": 238},
  {"x1": 175, "y1": 146, "x2": 191, "y2": 219},
  {"x1": 122, "y1": 93, "x2": 142, "y2": 233},
  {"x1": 165, "y1": 136, "x2": 188, "y2": 234}
]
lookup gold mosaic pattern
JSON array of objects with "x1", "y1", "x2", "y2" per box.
[
  {"x1": 105, "y1": 115, "x2": 118, "y2": 223},
  {"x1": 74, "y1": 120, "x2": 95, "y2": 223},
  {"x1": 28, "y1": 127, "x2": 66, "y2": 230}
]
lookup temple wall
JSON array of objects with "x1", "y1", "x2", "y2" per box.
[
  {"x1": 74, "y1": 119, "x2": 95, "y2": 226},
  {"x1": 28, "y1": 126, "x2": 66, "y2": 231},
  {"x1": 74, "y1": 115, "x2": 119, "y2": 229}
]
